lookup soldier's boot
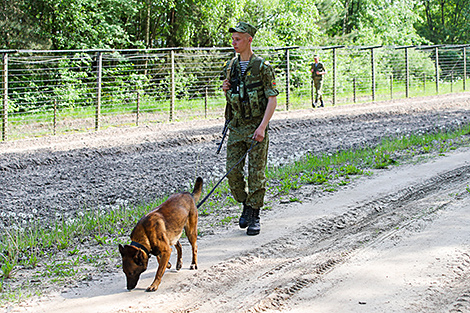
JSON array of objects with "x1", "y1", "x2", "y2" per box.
[
  {"x1": 239, "y1": 203, "x2": 252, "y2": 229},
  {"x1": 313, "y1": 102, "x2": 317, "y2": 108},
  {"x1": 320, "y1": 99, "x2": 324, "y2": 107},
  {"x1": 247, "y1": 208, "x2": 261, "y2": 236}
]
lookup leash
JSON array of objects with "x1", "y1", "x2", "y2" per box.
[{"x1": 197, "y1": 139, "x2": 259, "y2": 208}]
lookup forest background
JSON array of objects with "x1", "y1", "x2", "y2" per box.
[{"x1": 1, "y1": 0, "x2": 470, "y2": 50}]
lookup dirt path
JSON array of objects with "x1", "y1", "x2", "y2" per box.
[
  {"x1": 10, "y1": 147, "x2": 470, "y2": 313},
  {"x1": 2, "y1": 92, "x2": 470, "y2": 312}
]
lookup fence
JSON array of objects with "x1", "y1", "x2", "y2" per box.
[{"x1": 1, "y1": 45, "x2": 469, "y2": 141}]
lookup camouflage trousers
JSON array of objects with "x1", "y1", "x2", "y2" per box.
[
  {"x1": 226, "y1": 122, "x2": 269, "y2": 209},
  {"x1": 313, "y1": 78, "x2": 323, "y2": 102}
]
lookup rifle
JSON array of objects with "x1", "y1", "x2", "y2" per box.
[{"x1": 216, "y1": 119, "x2": 230, "y2": 154}]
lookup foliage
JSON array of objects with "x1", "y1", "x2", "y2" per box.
[
  {"x1": 415, "y1": 0, "x2": 470, "y2": 44},
  {"x1": 5, "y1": 0, "x2": 468, "y2": 51}
]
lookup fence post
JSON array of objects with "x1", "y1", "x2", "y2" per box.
[
  {"x1": 205, "y1": 86, "x2": 208, "y2": 118},
  {"x1": 360, "y1": 46, "x2": 381, "y2": 102},
  {"x1": 435, "y1": 46, "x2": 439, "y2": 94},
  {"x1": 353, "y1": 77, "x2": 356, "y2": 103},
  {"x1": 423, "y1": 73, "x2": 426, "y2": 93},
  {"x1": 451, "y1": 72, "x2": 453, "y2": 92},
  {"x1": 53, "y1": 99, "x2": 57, "y2": 136},
  {"x1": 332, "y1": 48, "x2": 337, "y2": 105},
  {"x1": 136, "y1": 91, "x2": 140, "y2": 126},
  {"x1": 322, "y1": 45, "x2": 344, "y2": 106},
  {"x1": 464, "y1": 47, "x2": 467, "y2": 91},
  {"x1": 170, "y1": 49, "x2": 175, "y2": 121},
  {"x1": 371, "y1": 48, "x2": 375, "y2": 101},
  {"x1": 95, "y1": 51, "x2": 102, "y2": 131},
  {"x1": 285, "y1": 49, "x2": 290, "y2": 111},
  {"x1": 405, "y1": 48, "x2": 410, "y2": 98},
  {"x1": 2, "y1": 53, "x2": 8, "y2": 141}
]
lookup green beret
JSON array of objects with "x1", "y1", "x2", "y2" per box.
[{"x1": 229, "y1": 22, "x2": 257, "y2": 38}]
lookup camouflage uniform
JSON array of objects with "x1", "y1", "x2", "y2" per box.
[
  {"x1": 222, "y1": 54, "x2": 279, "y2": 209},
  {"x1": 311, "y1": 61, "x2": 326, "y2": 104}
]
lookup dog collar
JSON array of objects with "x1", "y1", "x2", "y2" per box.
[{"x1": 130, "y1": 241, "x2": 150, "y2": 256}]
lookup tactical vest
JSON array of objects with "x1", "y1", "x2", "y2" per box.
[{"x1": 226, "y1": 56, "x2": 267, "y2": 123}]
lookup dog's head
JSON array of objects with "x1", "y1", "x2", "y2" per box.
[{"x1": 118, "y1": 244, "x2": 150, "y2": 290}]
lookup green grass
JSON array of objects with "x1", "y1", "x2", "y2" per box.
[{"x1": 0, "y1": 122, "x2": 469, "y2": 304}]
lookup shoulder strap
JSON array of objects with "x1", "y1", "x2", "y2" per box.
[
  {"x1": 251, "y1": 57, "x2": 264, "y2": 76},
  {"x1": 226, "y1": 57, "x2": 237, "y2": 80}
]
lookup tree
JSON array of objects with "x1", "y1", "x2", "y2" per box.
[
  {"x1": 27, "y1": 0, "x2": 139, "y2": 49},
  {"x1": 415, "y1": 0, "x2": 470, "y2": 44}
]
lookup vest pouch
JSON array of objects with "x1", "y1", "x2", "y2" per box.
[
  {"x1": 229, "y1": 92, "x2": 241, "y2": 114},
  {"x1": 248, "y1": 90, "x2": 262, "y2": 118}
]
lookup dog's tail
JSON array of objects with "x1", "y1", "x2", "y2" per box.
[{"x1": 192, "y1": 177, "x2": 203, "y2": 203}]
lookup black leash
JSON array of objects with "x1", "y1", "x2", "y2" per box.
[{"x1": 197, "y1": 140, "x2": 259, "y2": 208}]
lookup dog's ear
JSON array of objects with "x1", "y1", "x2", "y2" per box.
[
  {"x1": 134, "y1": 250, "x2": 145, "y2": 266},
  {"x1": 118, "y1": 244, "x2": 125, "y2": 256}
]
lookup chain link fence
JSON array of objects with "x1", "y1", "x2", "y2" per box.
[{"x1": 1, "y1": 45, "x2": 469, "y2": 141}]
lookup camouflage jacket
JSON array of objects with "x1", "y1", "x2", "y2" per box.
[{"x1": 222, "y1": 54, "x2": 279, "y2": 126}]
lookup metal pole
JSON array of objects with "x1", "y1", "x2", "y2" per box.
[
  {"x1": 136, "y1": 91, "x2": 140, "y2": 126},
  {"x1": 333, "y1": 48, "x2": 337, "y2": 105},
  {"x1": 435, "y1": 47, "x2": 439, "y2": 94},
  {"x1": 353, "y1": 77, "x2": 357, "y2": 103},
  {"x1": 2, "y1": 53, "x2": 8, "y2": 141},
  {"x1": 285, "y1": 49, "x2": 290, "y2": 111},
  {"x1": 464, "y1": 47, "x2": 467, "y2": 91},
  {"x1": 371, "y1": 48, "x2": 376, "y2": 101},
  {"x1": 96, "y1": 52, "x2": 102, "y2": 131},
  {"x1": 423, "y1": 73, "x2": 426, "y2": 93},
  {"x1": 53, "y1": 99, "x2": 57, "y2": 136},
  {"x1": 170, "y1": 50, "x2": 175, "y2": 121},
  {"x1": 205, "y1": 86, "x2": 208, "y2": 118},
  {"x1": 405, "y1": 48, "x2": 409, "y2": 98},
  {"x1": 451, "y1": 72, "x2": 453, "y2": 93}
]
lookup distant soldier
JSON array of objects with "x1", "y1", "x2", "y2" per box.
[
  {"x1": 310, "y1": 54, "x2": 327, "y2": 107},
  {"x1": 221, "y1": 22, "x2": 279, "y2": 236}
]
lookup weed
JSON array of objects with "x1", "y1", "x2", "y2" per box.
[{"x1": 466, "y1": 185, "x2": 470, "y2": 194}]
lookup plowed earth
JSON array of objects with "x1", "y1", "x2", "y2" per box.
[{"x1": 2, "y1": 93, "x2": 470, "y2": 312}]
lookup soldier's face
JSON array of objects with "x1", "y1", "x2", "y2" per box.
[{"x1": 232, "y1": 33, "x2": 252, "y2": 54}]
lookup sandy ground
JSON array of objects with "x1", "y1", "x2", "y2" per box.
[
  {"x1": 2, "y1": 92, "x2": 470, "y2": 312},
  {"x1": 9, "y1": 147, "x2": 470, "y2": 313}
]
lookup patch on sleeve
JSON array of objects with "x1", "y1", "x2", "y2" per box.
[{"x1": 272, "y1": 80, "x2": 277, "y2": 88}]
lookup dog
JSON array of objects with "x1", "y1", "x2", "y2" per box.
[{"x1": 119, "y1": 177, "x2": 202, "y2": 292}]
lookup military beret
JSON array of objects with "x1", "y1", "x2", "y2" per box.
[{"x1": 229, "y1": 22, "x2": 257, "y2": 38}]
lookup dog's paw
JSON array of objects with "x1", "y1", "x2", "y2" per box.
[
  {"x1": 176, "y1": 262, "x2": 182, "y2": 271},
  {"x1": 166, "y1": 261, "x2": 172, "y2": 269},
  {"x1": 190, "y1": 264, "x2": 198, "y2": 270},
  {"x1": 146, "y1": 286, "x2": 158, "y2": 292}
]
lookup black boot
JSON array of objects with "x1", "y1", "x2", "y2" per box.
[
  {"x1": 320, "y1": 99, "x2": 324, "y2": 107},
  {"x1": 247, "y1": 208, "x2": 260, "y2": 236},
  {"x1": 312, "y1": 102, "x2": 317, "y2": 108},
  {"x1": 239, "y1": 203, "x2": 252, "y2": 229}
]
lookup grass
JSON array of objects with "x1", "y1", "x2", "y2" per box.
[{"x1": 0, "y1": 122, "x2": 469, "y2": 304}]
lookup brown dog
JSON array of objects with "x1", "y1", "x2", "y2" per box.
[{"x1": 119, "y1": 177, "x2": 202, "y2": 292}]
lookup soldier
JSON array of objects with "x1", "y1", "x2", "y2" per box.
[
  {"x1": 310, "y1": 54, "x2": 327, "y2": 107},
  {"x1": 221, "y1": 22, "x2": 279, "y2": 236}
]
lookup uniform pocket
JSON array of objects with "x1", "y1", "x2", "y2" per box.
[
  {"x1": 248, "y1": 90, "x2": 261, "y2": 117},
  {"x1": 230, "y1": 93, "x2": 240, "y2": 112}
]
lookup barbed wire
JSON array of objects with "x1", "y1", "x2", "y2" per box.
[{"x1": 1, "y1": 45, "x2": 468, "y2": 141}]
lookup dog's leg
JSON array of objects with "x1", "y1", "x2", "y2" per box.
[
  {"x1": 175, "y1": 241, "x2": 183, "y2": 271},
  {"x1": 147, "y1": 246, "x2": 171, "y2": 292},
  {"x1": 185, "y1": 214, "x2": 198, "y2": 270},
  {"x1": 156, "y1": 255, "x2": 172, "y2": 269}
]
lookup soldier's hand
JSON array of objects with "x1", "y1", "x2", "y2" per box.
[
  {"x1": 222, "y1": 79, "x2": 231, "y2": 93},
  {"x1": 253, "y1": 125, "x2": 266, "y2": 142}
]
